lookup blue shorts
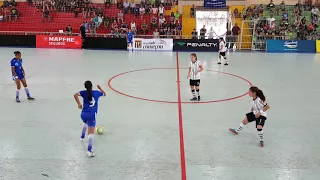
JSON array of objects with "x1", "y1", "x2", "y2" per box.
[
  {"x1": 128, "y1": 40, "x2": 133, "y2": 44},
  {"x1": 81, "y1": 111, "x2": 96, "y2": 127},
  {"x1": 12, "y1": 74, "x2": 25, "y2": 81}
]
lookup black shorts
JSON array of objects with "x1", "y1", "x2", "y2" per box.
[
  {"x1": 246, "y1": 112, "x2": 267, "y2": 128},
  {"x1": 219, "y1": 51, "x2": 226, "y2": 56},
  {"x1": 189, "y1": 79, "x2": 200, "y2": 86}
]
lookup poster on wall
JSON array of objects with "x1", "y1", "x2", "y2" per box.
[
  {"x1": 195, "y1": 11, "x2": 228, "y2": 40},
  {"x1": 204, "y1": 0, "x2": 226, "y2": 8},
  {"x1": 132, "y1": 38, "x2": 173, "y2": 51},
  {"x1": 266, "y1": 40, "x2": 316, "y2": 53},
  {"x1": 36, "y1": 35, "x2": 82, "y2": 49}
]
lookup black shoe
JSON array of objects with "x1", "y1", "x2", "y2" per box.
[
  {"x1": 260, "y1": 141, "x2": 264, "y2": 147},
  {"x1": 190, "y1": 97, "x2": 197, "y2": 101},
  {"x1": 217, "y1": 62, "x2": 221, "y2": 65},
  {"x1": 27, "y1": 96, "x2": 35, "y2": 100},
  {"x1": 224, "y1": 63, "x2": 228, "y2": 65},
  {"x1": 16, "y1": 98, "x2": 20, "y2": 103},
  {"x1": 198, "y1": 96, "x2": 200, "y2": 101}
]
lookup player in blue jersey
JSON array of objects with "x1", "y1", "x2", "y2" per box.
[
  {"x1": 74, "y1": 81, "x2": 106, "y2": 157},
  {"x1": 11, "y1": 51, "x2": 35, "y2": 102},
  {"x1": 127, "y1": 29, "x2": 134, "y2": 51}
]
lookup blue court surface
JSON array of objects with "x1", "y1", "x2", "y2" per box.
[{"x1": 0, "y1": 48, "x2": 319, "y2": 180}]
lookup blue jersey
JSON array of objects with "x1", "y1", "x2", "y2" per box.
[
  {"x1": 11, "y1": 58, "x2": 23, "y2": 75},
  {"x1": 80, "y1": 90, "x2": 103, "y2": 113},
  {"x1": 127, "y1": 32, "x2": 134, "y2": 43}
]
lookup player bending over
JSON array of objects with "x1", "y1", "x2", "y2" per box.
[{"x1": 229, "y1": 86, "x2": 270, "y2": 147}]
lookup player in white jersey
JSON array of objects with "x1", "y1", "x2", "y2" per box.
[
  {"x1": 187, "y1": 53, "x2": 203, "y2": 101},
  {"x1": 229, "y1": 86, "x2": 270, "y2": 147},
  {"x1": 217, "y1": 37, "x2": 228, "y2": 65}
]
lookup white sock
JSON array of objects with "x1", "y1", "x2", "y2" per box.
[{"x1": 235, "y1": 122, "x2": 245, "y2": 132}]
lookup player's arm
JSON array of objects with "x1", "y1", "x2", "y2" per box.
[
  {"x1": 263, "y1": 103, "x2": 270, "y2": 112},
  {"x1": 11, "y1": 61, "x2": 18, "y2": 78},
  {"x1": 198, "y1": 64, "x2": 203, "y2": 73},
  {"x1": 97, "y1": 85, "x2": 106, "y2": 96},
  {"x1": 74, "y1": 92, "x2": 82, "y2": 109},
  {"x1": 21, "y1": 66, "x2": 25, "y2": 76},
  {"x1": 187, "y1": 62, "x2": 191, "y2": 78}
]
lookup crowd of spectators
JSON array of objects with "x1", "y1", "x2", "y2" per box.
[{"x1": 0, "y1": 0, "x2": 18, "y2": 22}]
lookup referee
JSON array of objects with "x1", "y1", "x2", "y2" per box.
[{"x1": 80, "y1": 22, "x2": 86, "y2": 49}]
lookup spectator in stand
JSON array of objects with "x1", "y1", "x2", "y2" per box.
[
  {"x1": 9, "y1": 0, "x2": 16, "y2": 7},
  {"x1": 93, "y1": 15, "x2": 99, "y2": 27},
  {"x1": 231, "y1": 23, "x2": 240, "y2": 49},
  {"x1": 246, "y1": 6, "x2": 253, "y2": 19},
  {"x1": 121, "y1": 21, "x2": 127, "y2": 32},
  {"x1": 170, "y1": 21, "x2": 176, "y2": 35},
  {"x1": 89, "y1": 4, "x2": 95, "y2": 17},
  {"x1": 27, "y1": 0, "x2": 32, "y2": 6},
  {"x1": 296, "y1": 0, "x2": 303, "y2": 16},
  {"x1": 145, "y1": 3, "x2": 151, "y2": 14},
  {"x1": 233, "y1": 8, "x2": 239, "y2": 18},
  {"x1": 3, "y1": 0, "x2": 9, "y2": 13},
  {"x1": 112, "y1": 19, "x2": 118, "y2": 31},
  {"x1": 159, "y1": 15, "x2": 165, "y2": 27},
  {"x1": 307, "y1": 22, "x2": 314, "y2": 33},
  {"x1": 151, "y1": 5, "x2": 157, "y2": 15},
  {"x1": 130, "y1": 0, "x2": 136, "y2": 14},
  {"x1": 103, "y1": 15, "x2": 110, "y2": 29},
  {"x1": 267, "y1": 14, "x2": 275, "y2": 26},
  {"x1": 117, "y1": 0, "x2": 123, "y2": 9},
  {"x1": 66, "y1": 25, "x2": 72, "y2": 35},
  {"x1": 177, "y1": 22, "x2": 182, "y2": 36},
  {"x1": 226, "y1": 27, "x2": 232, "y2": 48},
  {"x1": 74, "y1": 5, "x2": 80, "y2": 17},
  {"x1": 84, "y1": 20, "x2": 89, "y2": 32},
  {"x1": 191, "y1": 29, "x2": 198, "y2": 39},
  {"x1": 153, "y1": 29, "x2": 159, "y2": 38},
  {"x1": 190, "y1": 4, "x2": 195, "y2": 18},
  {"x1": 279, "y1": 1, "x2": 286, "y2": 12},
  {"x1": 118, "y1": 10, "x2": 124, "y2": 23},
  {"x1": 123, "y1": 0, "x2": 130, "y2": 14},
  {"x1": 311, "y1": 6, "x2": 319, "y2": 17},
  {"x1": 0, "y1": 12, "x2": 4, "y2": 22},
  {"x1": 200, "y1": 25, "x2": 206, "y2": 39},
  {"x1": 174, "y1": 11, "x2": 180, "y2": 23},
  {"x1": 259, "y1": 4, "x2": 264, "y2": 15},
  {"x1": 51, "y1": 0, "x2": 56, "y2": 12},
  {"x1": 151, "y1": 15, "x2": 157, "y2": 28},
  {"x1": 96, "y1": 5, "x2": 103, "y2": 16},
  {"x1": 131, "y1": 20, "x2": 136, "y2": 32},
  {"x1": 80, "y1": 22, "x2": 86, "y2": 48},
  {"x1": 83, "y1": 4, "x2": 88, "y2": 18},
  {"x1": 159, "y1": 4, "x2": 164, "y2": 17},
  {"x1": 267, "y1": 0, "x2": 275, "y2": 10},
  {"x1": 42, "y1": 7, "x2": 51, "y2": 23},
  {"x1": 98, "y1": 15, "x2": 103, "y2": 27},
  {"x1": 283, "y1": 10, "x2": 289, "y2": 22},
  {"x1": 10, "y1": 6, "x2": 18, "y2": 22},
  {"x1": 241, "y1": 8, "x2": 247, "y2": 20},
  {"x1": 170, "y1": 12, "x2": 174, "y2": 22},
  {"x1": 141, "y1": 20, "x2": 148, "y2": 34},
  {"x1": 139, "y1": 5, "x2": 145, "y2": 19},
  {"x1": 312, "y1": 14, "x2": 318, "y2": 28},
  {"x1": 104, "y1": 0, "x2": 111, "y2": 8},
  {"x1": 89, "y1": 18, "x2": 96, "y2": 34},
  {"x1": 293, "y1": 6, "x2": 300, "y2": 19}
]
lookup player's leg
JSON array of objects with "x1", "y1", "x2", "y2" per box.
[
  {"x1": 80, "y1": 120, "x2": 88, "y2": 141},
  {"x1": 195, "y1": 80, "x2": 200, "y2": 101},
  {"x1": 217, "y1": 52, "x2": 222, "y2": 64},
  {"x1": 229, "y1": 112, "x2": 254, "y2": 134},
  {"x1": 190, "y1": 80, "x2": 197, "y2": 101},
  {"x1": 14, "y1": 77, "x2": 21, "y2": 102},
  {"x1": 86, "y1": 113, "x2": 96, "y2": 157},
  {"x1": 20, "y1": 78, "x2": 34, "y2": 100},
  {"x1": 256, "y1": 117, "x2": 266, "y2": 147},
  {"x1": 222, "y1": 52, "x2": 228, "y2": 65}
]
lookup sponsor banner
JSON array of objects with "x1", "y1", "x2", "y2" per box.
[
  {"x1": 36, "y1": 35, "x2": 82, "y2": 49},
  {"x1": 266, "y1": 40, "x2": 316, "y2": 53},
  {"x1": 204, "y1": 0, "x2": 226, "y2": 8},
  {"x1": 132, "y1": 38, "x2": 173, "y2": 51},
  {"x1": 317, "y1": 40, "x2": 320, "y2": 53},
  {"x1": 173, "y1": 39, "x2": 219, "y2": 51}
]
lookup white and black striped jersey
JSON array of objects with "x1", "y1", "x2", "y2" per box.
[
  {"x1": 219, "y1": 41, "x2": 227, "y2": 52},
  {"x1": 189, "y1": 60, "x2": 202, "y2": 80},
  {"x1": 251, "y1": 97, "x2": 268, "y2": 117}
]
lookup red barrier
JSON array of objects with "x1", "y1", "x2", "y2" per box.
[{"x1": 36, "y1": 35, "x2": 82, "y2": 49}]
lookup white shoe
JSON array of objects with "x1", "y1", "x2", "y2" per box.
[
  {"x1": 86, "y1": 151, "x2": 95, "y2": 157},
  {"x1": 80, "y1": 138, "x2": 84, "y2": 142}
]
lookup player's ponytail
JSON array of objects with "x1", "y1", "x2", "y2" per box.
[
  {"x1": 84, "y1": 81, "x2": 93, "y2": 101},
  {"x1": 250, "y1": 86, "x2": 266, "y2": 101}
]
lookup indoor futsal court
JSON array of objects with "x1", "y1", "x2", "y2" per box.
[{"x1": 0, "y1": 47, "x2": 320, "y2": 180}]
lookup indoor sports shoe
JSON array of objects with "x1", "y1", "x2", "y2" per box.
[
  {"x1": 16, "y1": 98, "x2": 20, "y2": 103},
  {"x1": 87, "y1": 151, "x2": 95, "y2": 157},
  {"x1": 217, "y1": 62, "x2": 222, "y2": 65},
  {"x1": 198, "y1": 96, "x2": 200, "y2": 101},
  {"x1": 27, "y1": 96, "x2": 35, "y2": 100},
  {"x1": 190, "y1": 97, "x2": 197, "y2": 101},
  {"x1": 260, "y1": 141, "x2": 264, "y2": 147},
  {"x1": 229, "y1": 128, "x2": 238, "y2": 135},
  {"x1": 224, "y1": 63, "x2": 228, "y2": 66}
]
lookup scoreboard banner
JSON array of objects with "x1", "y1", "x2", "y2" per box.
[
  {"x1": 132, "y1": 38, "x2": 173, "y2": 51},
  {"x1": 36, "y1": 35, "x2": 82, "y2": 49}
]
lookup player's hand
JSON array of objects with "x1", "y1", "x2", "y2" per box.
[
  {"x1": 78, "y1": 104, "x2": 83, "y2": 109},
  {"x1": 97, "y1": 85, "x2": 101, "y2": 89}
]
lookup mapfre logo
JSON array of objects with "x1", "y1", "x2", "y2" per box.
[{"x1": 43, "y1": 36, "x2": 76, "y2": 42}]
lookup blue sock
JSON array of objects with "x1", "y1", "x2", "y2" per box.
[
  {"x1": 88, "y1": 134, "x2": 94, "y2": 152},
  {"x1": 24, "y1": 88, "x2": 30, "y2": 97},
  {"x1": 16, "y1": 90, "x2": 20, "y2": 98},
  {"x1": 81, "y1": 124, "x2": 87, "y2": 139}
]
